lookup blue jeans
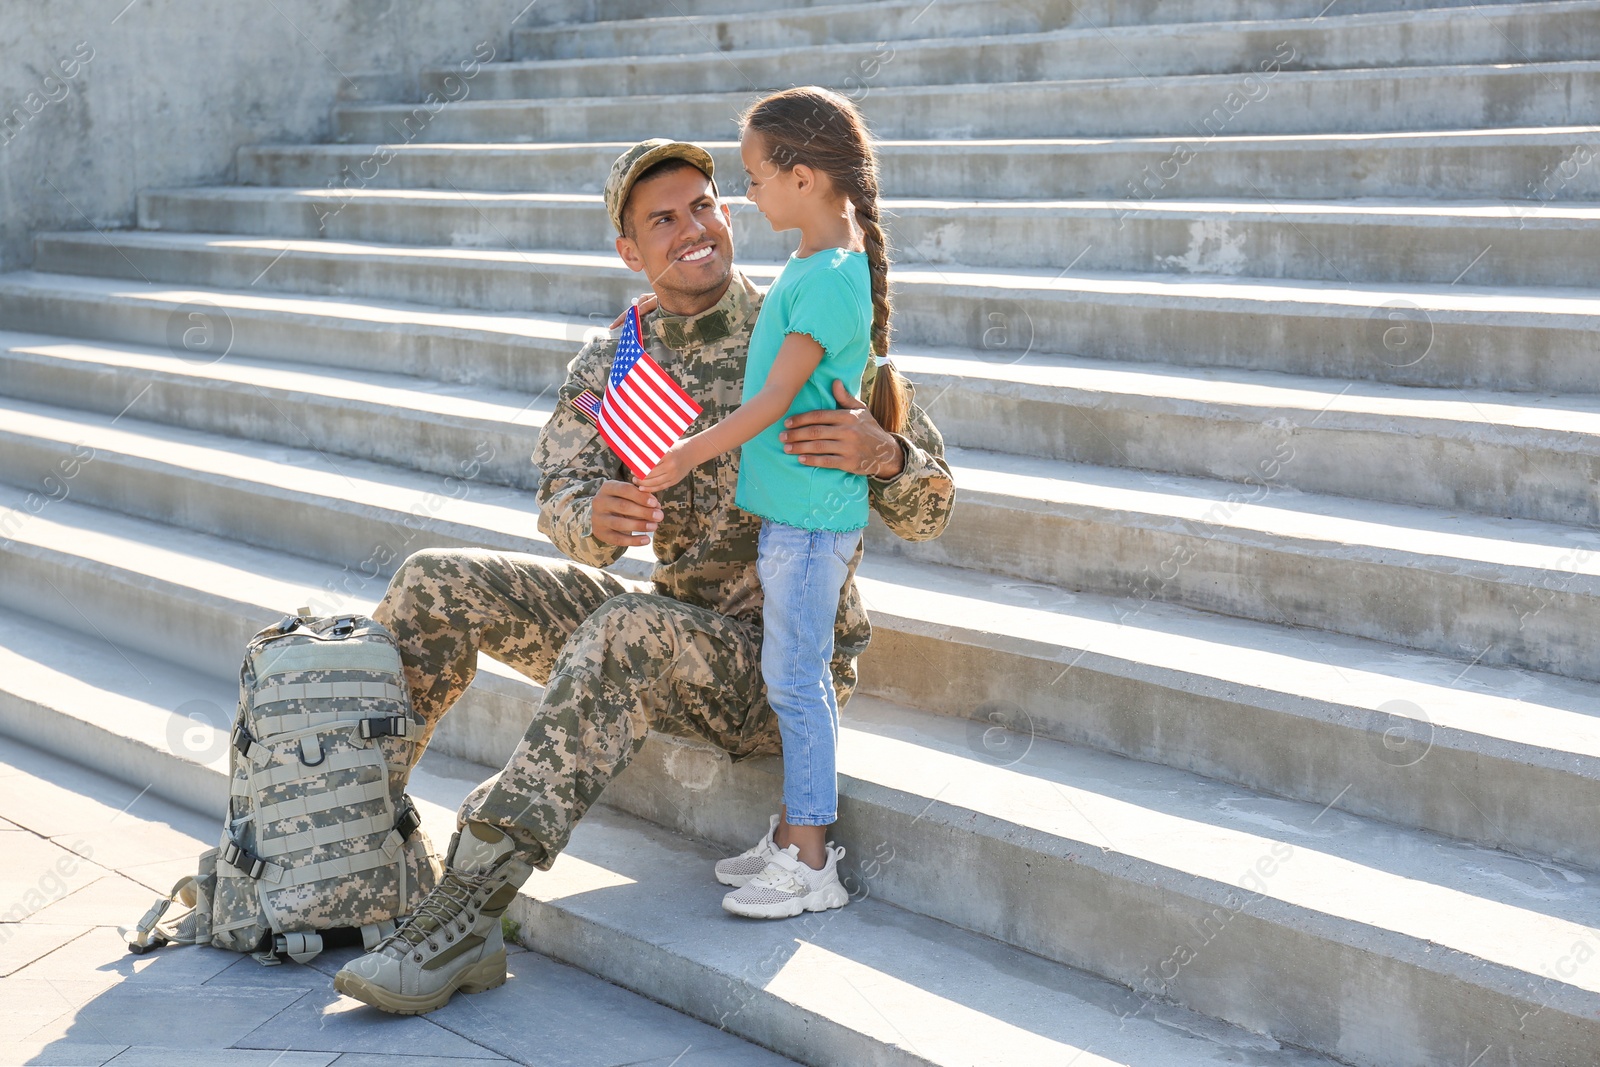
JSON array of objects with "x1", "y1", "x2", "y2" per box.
[{"x1": 757, "y1": 519, "x2": 863, "y2": 826}]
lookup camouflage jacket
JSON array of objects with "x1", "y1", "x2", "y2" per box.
[{"x1": 533, "y1": 271, "x2": 956, "y2": 682}]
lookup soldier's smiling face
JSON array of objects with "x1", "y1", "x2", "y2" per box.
[{"x1": 615, "y1": 164, "x2": 735, "y2": 316}]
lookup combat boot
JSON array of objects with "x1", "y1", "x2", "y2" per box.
[{"x1": 334, "y1": 820, "x2": 532, "y2": 1014}]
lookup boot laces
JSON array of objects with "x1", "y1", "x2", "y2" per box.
[{"x1": 379, "y1": 870, "x2": 486, "y2": 956}]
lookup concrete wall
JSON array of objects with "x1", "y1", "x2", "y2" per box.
[{"x1": 0, "y1": 0, "x2": 534, "y2": 272}]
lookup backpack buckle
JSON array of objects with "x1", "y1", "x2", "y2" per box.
[
  {"x1": 221, "y1": 838, "x2": 269, "y2": 880},
  {"x1": 394, "y1": 797, "x2": 421, "y2": 842},
  {"x1": 359, "y1": 716, "x2": 408, "y2": 740}
]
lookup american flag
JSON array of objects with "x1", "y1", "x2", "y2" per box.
[
  {"x1": 598, "y1": 304, "x2": 702, "y2": 480},
  {"x1": 570, "y1": 388, "x2": 602, "y2": 425}
]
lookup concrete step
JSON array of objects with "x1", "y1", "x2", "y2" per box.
[
  {"x1": 0, "y1": 380, "x2": 572, "y2": 570},
  {"x1": 0, "y1": 620, "x2": 1348, "y2": 1067},
  {"x1": 901, "y1": 349, "x2": 1600, "y2": 527},
  {"x1": 517, "y1": 0, "x2": 889, "y2": 29},
  {"x1": 235, "y1": 129, "x2": 1600, "y2": 203},
  {"x1": 0, "y1": 475, "x2": 579, "y2": 779},
  {"x1": 467, "y1": 3, "x2": 1600, "y2": 99},
  {"x1": 30, "y1": 231, "x2": 1600, "y2": 394},
  {"x1": 136, "y1": 186, "x2": 1600, "y2": 288},
  {"x1": 511, "y1": 0, "x2": 1500, "y2": 59},
  {"x1": 332, "y1": 62, "x2": 1600, "y2": 143},
  {"x1": 3, "y1": 408, "x2": 1598, "y2": 873},
  {"x1": 4, "y1": 581, "x2": 1599, "y2": 1067},
  {"x1": 904, "y1": 447, "x2": 1600, "y2": 680},
  {"x1": 6, "y1": 321, "x2": 1600, "y2": 529},
  {"x1": 0, "y1": 271, "x2": 587, "y2": 396},
  {"x1": 0, "y1": 331, "x2": 558, "y2": 491}
]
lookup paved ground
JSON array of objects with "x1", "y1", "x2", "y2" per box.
[{"x1": 0, "y1": 740, "x2": 797, "y2": 1067}]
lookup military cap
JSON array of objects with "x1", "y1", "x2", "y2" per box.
[{"x1": 604, "y1": 139, "x2": 718, "y2": 234}]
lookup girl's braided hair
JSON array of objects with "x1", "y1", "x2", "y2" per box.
[{"x1": 740, "y1": 86, "x2": 909, "y2": 437}]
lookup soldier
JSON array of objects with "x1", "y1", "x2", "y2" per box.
[{"x1": 333, "y1": 138, "x2": 955, "y2": 1015}]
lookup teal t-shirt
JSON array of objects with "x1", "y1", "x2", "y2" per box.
[{"x1": 735, "y1": 247, "x2": 872, "y2": 532}]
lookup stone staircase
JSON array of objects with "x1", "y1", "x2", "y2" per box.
[{"x1": 2, "y1": 1, "x2": 1599, "y2": 1064}]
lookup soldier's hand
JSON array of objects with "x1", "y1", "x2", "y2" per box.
[
  {"x1": 591, "y1": 480, "x2": 662, "y2": 547},
  {"x1": 781, "y1": 379, "x2": 906, "y2": 480}
]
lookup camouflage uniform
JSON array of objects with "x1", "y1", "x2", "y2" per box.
[{"x1": 373, "y1": 270, "x2": 954, "y2": 871}]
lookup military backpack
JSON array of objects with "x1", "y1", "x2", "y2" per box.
[{"x1": 127, "y1": 608, "x2": 440, "y2": 964}]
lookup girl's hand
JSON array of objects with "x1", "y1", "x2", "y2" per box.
[
  {"x1": 609, "y1": 293, "x2": 660, "y2": 329},
  {"x1": 635, "y1": 443, "x2": 692, "y2": 492}
]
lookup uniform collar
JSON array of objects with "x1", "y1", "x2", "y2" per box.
[{"x1": 647, "y1": 271, "x2": 759, "y2": 351}]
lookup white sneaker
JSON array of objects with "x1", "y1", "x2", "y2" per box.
[
  {"x1": 713, "y1": 813, "x2": 781, "y2": 888},
  {"x1": 722, "y1": 843, "x2": 849, "y2": 919}
]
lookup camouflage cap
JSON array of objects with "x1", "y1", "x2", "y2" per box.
[{"x1": 604, "y1": 139, "x2": 718, "y2": 235}]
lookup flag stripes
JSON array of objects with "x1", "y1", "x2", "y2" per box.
[
  {"x1": 569, "y1": 388, "x2": 602, "y2": 426},
  {"x1": 597, "y1": 305, "x2": 702, "y2": 479}
]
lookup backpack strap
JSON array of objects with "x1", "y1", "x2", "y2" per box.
[
  {"x1": 361, "y1": 919, "x2": 397, "y2": 951},
  {"x1": 271, "y1": 931, "x2": 324, "y2": 965},
  {"x1": 387, "y1": 796, "x2": 422, "y2": 911},
  {"x1": 224, "y1": 798, "x2": 416, "y2": 882},
  {"x1": 254, "y1": 777, "x2": 389, "y2": 824},
  {"x1": 242, "y1": 713, "x2": 412, "y2": 750},
  {"x1": 272, "y1": 844, "x2": 406, "y2": 887},
  {"x1": 126, "y1": 896, "x2": 175, "y2": 954},
  {"x1": 125, "y1": 870, "x2": 208, "y2": 954},
  {"x1": 252, "y1": 747, "x2": 372, "y2": 789},
  {"x1": 261, "y1": 810, "x2": 401, "y2": 855},
  {"x1": 253, "y1": 680, "x2": 407, "y2": 711}
]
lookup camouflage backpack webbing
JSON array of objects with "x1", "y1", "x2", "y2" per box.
[{"x1": 129, "y1": 609, "x2": 440, "y2": 963}]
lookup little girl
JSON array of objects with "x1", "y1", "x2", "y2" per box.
[{"x1": 635, "y1": 86, "x2": 908, "y2": 919}]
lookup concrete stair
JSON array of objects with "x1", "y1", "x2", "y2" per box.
[
  {"x1": 510, "y1": 0, "x2": 1511, "y2": 59},
  {"x1": 235, "y1": 130, "x2": 1600, "y2": 201},
  {"x1": 332, "y1": 63, "x2": 1600, "y2": 142},
  {"x1": 0, "y1": 271, "x2": 586, "y2": 394},
  {"x1": 478, "y1": 3, "x2": 1600, "y2": 97},
  {"x1": 3, "y1": 2, "x2": 1599, "y2": 1065},
  {"x1": 136, "y1": 185, "x2": 1600, "y2": 287}
]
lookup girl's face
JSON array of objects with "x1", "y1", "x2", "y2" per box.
[{"x1": 740, "y1": 128, "x2": 804, "y2": 233}]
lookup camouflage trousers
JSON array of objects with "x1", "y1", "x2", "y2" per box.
[{"x1": 371, "y1": 548, "x2": 783, "y2": 871}]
